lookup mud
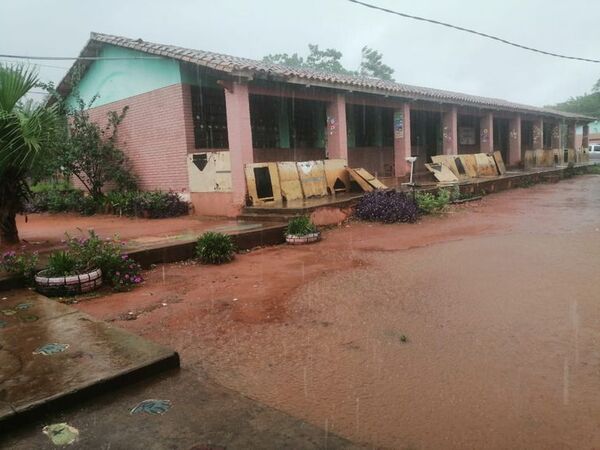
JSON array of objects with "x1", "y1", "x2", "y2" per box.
[
  {"x1": 75, "y1": 176, "x2": 600, "y2": 449},
  {"x1": 2, "y1": 213, "x2": 231, "y2": 252}
]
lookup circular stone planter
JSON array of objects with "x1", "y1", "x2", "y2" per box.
[
  {"x1": 35, "y1": 268, "x2": 102, "y2": 297},
  {"x1": 285, "y1": 231, "x2": 321, "y2": 245}
]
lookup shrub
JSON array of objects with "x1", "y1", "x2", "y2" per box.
[
  {"x1": 415, "y1": 189, "x2": 451, "y2": 214},
  {"x1": 587, "y1": 165, "x2": 600, "y2": 175},
  {"x1": 196, "y1": 232, "x2": 236, "y2": 264},
  {"x1": 286, "y1": 216, "x2": 317, "y2": 236},
  {"x1": 0, "y1": 250, "x2": 39, "y2": 281},
  {"x1": 46, "y1": 251, "x2": 78, "y2": 277},
  {"x1": 27, "y1": 180, "x2": 85, "y2": 213},
  {"x1": 65, "y1": 231, "x2": 143, "y2": 290},
  {"x1": 354, "y1": 190, "x2": 418, "y2": 223},
  {"x1": 105, "y1": 191, "x2": 189, "y2": 218}
]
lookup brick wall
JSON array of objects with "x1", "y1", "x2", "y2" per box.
[{"x1": 85, "y1": 83, "x2": 193, "y2": 192}]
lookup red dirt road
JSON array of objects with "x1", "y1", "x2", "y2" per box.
[
  {"x1": 3, "y1": 213, "x2": 230, "y2": 252},
  {"x1": 76, "y1": 175, "x2": 600, "y2": 449}
]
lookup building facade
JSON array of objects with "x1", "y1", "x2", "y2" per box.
[{"x1": 58, "y1": 33, "x2": 593, "y2": 217}]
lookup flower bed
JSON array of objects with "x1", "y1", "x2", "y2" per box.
[{"x1": 35, "y1": 268, "x2": 102, "y2": 297}]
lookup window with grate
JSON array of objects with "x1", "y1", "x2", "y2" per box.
[{"x1": 191, "y1": 86, "x2": 229, "y2": 149}]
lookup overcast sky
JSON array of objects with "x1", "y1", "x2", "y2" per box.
[{"x1": 2, "y1": 0, "x2": 599, "y2": 106}]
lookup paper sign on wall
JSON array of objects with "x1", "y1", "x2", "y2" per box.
[{"x1": 394, "y1": 111, "x2": 404, "y2": 139}]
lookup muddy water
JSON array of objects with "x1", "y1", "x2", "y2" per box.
[{"x1": 77, "y1": 176, "x2": 600, "y2": 449}]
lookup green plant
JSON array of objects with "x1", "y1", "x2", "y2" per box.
[
  {"x1": 65, "y1": 231, "x2": 143, "y2": 290},
  {"x1": 46, "y1": 87, "x2": 138, "y2": 202},
  {"x1": 27, "y1": 180, "x2": 86, "y2": 213},
  {"x1": 46, "y1": 251, "x2": 78, "y2": 277},
  {"x1": 415, "y1": 188, "x2": 450, "y2": 214},
  {"x1": 196, "y1": 232, "x2": 236, "y2": 264},
  {"x1": 0, "y1": 250, "x2": 38, "y2": 281},
  {"x1": 586, "y1": 164, "x2": 600, "y2": 175},
  {"x1": 0, "y1": 64, "x2": 59, "y2": 244},
  {"x1": 564, "y1": 161, "x2": 576, "y2": 179},
  {"x1": 286, "y1": 216, "x2": 317, "y2": 236},
  {"x1": 104, "y1": 190, "x2": 189, "y2": 218}
]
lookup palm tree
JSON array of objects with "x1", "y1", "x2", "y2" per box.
[{"x1": 0, "y1": 65, "x2": 58, "y2": 244}]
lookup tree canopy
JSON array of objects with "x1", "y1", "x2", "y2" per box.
[
  {"x1": 551, "y1": 77, "x2": 600, "y2": 119},
  {"x1": 262, "y1": 44, "x2": 395, "y2": 81}
]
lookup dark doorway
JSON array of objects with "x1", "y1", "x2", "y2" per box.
[
  {"x1": 493, "y1": 118, "x2": 510, "y2": 163},
  {"x1": 410, "y1": 110, "x2": 442, "y2": 173},
  {"x1": 253, "y1": 167, "x2": 274, "y2": 199}
]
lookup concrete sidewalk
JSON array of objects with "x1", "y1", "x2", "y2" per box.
[{"x1": 0, "y1": 290, "x2": 179, "y2": 427}]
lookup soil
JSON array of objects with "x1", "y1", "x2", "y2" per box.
[
  {"x1": 2, "y1": 213, "x2": 231, "y2": 253},
  {"x1": 73, "y1": 175, "x2": 600, "y2": 449}
]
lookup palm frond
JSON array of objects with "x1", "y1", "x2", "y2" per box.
[{"x1": 0, "y1": 64, "x2": 38, "y2": 113}]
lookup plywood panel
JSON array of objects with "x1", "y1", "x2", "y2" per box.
[
  {"x1": 475, "y1": 153, "x2": 498, "y2": 177},
  {"x1": 492, "y1": 151, "x2": 507, "y2": 175},
  {"x1": 523, "y1": 150, "x2": 536, "y2": 169},
  {"x1": 347, "y1": 168, "x2": 373, "y2": 192},
  {"x1": 354, "y1": 168, "x2": 388, "y2": 189},
  {"x1": 432, "y1": 155, "x2": 468, "y2": 180},
  {"x1": 458, "y1": 154, "x2": 478, "y2": 178},
  {"x1": 324, "y1": 159, "x2": 350, "y2": 194},
  {"x1": 296, "y1": 161, "x2": 328, "y2": 198},
  {"x1": 188, "y1": 152, "x2": 232, "y2": 193},
  {"x1": 276, "y1": 161, "x2": 303, "y2": 201},
  {"x1": 424, "y1": 163, "x2": 459, "y2": 182},
  {"x1": 245, "y1": 162, "x2": 282, "y2": 204}
]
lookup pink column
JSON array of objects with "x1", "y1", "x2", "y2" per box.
[
  {"x1": 567, "y1": 122, "x2": 576, "y2": 149},
  {"x1": 582, "y1": 124, "x2": 589, "y2": 148},
  {"x1": 225, "y1": 81, "x2": 254, "y2": 205},
  {"x1": 532, "y1": 118, "x2": 543, "y2": 150},
  {"x1": 551, "y1": 122, "x2": 561, "y2": 149},
  {"x1": 326, "y1": 94, "x2": 348, "y2": 161},
  {"x1": 508, "y1": 115, "x2": 522, "y2": 166},
  {"x1": 480, "y1": 112, "x2": 494, "y2": 153},
  {"x1": 393, "y1": 103, "x2": 411, "y2": 177},
  {"x1": 442, "y1": 106, "x2": 458, "y2": 155}
]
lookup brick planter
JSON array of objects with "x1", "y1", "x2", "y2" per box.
[
  {"x1": 285, "y1": 232, "x2": 321, "y2": 245},
  {"x1": 35, "y1": 268, "x2": 103, "y2": 297}
]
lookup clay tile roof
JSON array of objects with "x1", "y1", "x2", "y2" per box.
[{"x1": 56, "y1": 32, "x2": 595, "y2": 121}]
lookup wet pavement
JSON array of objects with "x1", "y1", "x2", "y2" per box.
[
  {"x1": 2, "y1": 175, "x2": 600, "y2": 448},
  {"x1": 0, "y1": 291, "x2": 178, "y2": 425},
  {"x1": 2, "y1": 368, "x2": 358, "y2": 449}
]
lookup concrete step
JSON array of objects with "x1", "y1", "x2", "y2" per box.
[
  {"x1": 0, "y1": 290, "x2": 179, "y2": 429},
  {"x1": 238, "y1": 213, "x2": 298, "y2": 223}
]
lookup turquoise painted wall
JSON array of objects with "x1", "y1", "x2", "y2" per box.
[{"x1": 67, "y1": 45, "x2": 182, "y2": 108}]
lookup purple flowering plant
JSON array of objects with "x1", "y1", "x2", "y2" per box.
[
  {"x1": 65, "y1": 230, "x2": 143, "y2": 291},
  {"x1": 0, "y1": 250, "x2": 39, "y2": 281}
]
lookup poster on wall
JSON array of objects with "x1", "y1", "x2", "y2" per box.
[
  {"x1": 459, "y1": 127, "x2": 476, "y2": 145},
  {"x1": 394, "y1": 111, "x2": 404, "y2": 139}
]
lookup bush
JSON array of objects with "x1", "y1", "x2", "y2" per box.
[
  {"x1": 196, "y1": 232, "x2": 236, "y2": 264},
  {"x1": 27, "y1": 180, "x2": 85, "y2": 213},
  {"x1": 415, "y1": 189, "x2": 451, "y2": 214},
  {"x1": 65, "y1": 231, "x2": 143, "y2": 290},
  {"x1": 286, "y1": 216, "x2": 317, "y2": 236},
  {"x1": 0, "y1": 250, "x2": 39, "y2": 281},
  {"x1": 105, "y1": 191, "x2": 189, "y2": 218},
  {"x1": 355, "y1": 190, "x2": 418, "y2": 223}
]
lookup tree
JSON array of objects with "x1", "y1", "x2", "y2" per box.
[
  {"x1": 551, "y1": 76, "x2": 600, "y2": 118},
  {"x1": 0, "y1": 65, "x2": 58, "y2": 244},
  {"x1": 263, "y1": 44, "x2": 395, "y2": 81},
  {"x1": 305, "y1": 44, "x2": 353, "y2": 75},
  {"x1": 359, "y1": 46, "x2": 395, "y2": 81},
  {"x1": 262, "y1": 53, "x2": 305, "y2": 68},
  {"x1": 56, "y1": 96, "x2": 137, "y2": 201}
]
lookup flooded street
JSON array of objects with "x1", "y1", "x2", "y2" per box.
[{"x1": 76, "y1": 175, "x2": 600, "y2": 449}]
